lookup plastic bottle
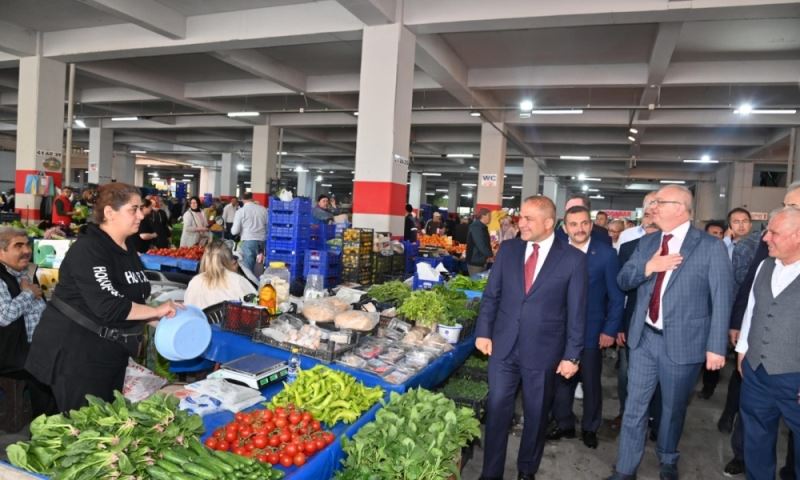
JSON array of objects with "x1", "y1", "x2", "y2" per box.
[
  {"x1": 287, "y1": 348, "x2": 301, "y2": 384},
  {"x1": 258, "y1": 282, "x2": 277, "y2": 314}
]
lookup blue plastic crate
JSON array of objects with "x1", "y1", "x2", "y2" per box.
[
  {"x1": 269, "y1": 197, "x2": 312, "y2": 212},
  {"x1": 412, "y1": 273, "x2": 444, "y2": 290},
  {"x1": 267, "y1": 237, "x2": 308, "y2": 254},
  {"x1": 304, "y1": 261, "x2": 341, "y2": 278},
  {"x1": 177, "y1": 258, "x2": 200, "y2": 272},
  {"x1": 309, "y1": 223, "x2": 336, "y2": 240},
  {"x1": 305, "y1": 249, "x2": 341, "y2": 266},
  {"x1": 269, "y1": 210, "x2": 312, "y2": 225},
  {"x1": 269, "y1": 223, "x2": 311, "y2": 238},
  {"x1": 403, "y1": 241, "x2": 419, "y2": 257}
]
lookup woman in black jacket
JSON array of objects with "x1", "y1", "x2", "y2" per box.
[{"x1": 26, "y1": 183, "x2": 178, "y2": 412}]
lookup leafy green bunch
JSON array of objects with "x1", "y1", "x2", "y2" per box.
[
  {"x1": 337, "y1": 388, "x2": 481, "y2": 480},
  {"x1": 7, "y1": 392, "x2": 203, "y2": 480},
  {"x1": 367, "y1": 281, "x2": 411, "y2": 305},
  {"x1": 448, "y1": 275, "x2": 488, "y2": 292},
  {"x1": 396, "y1": 290, "x2": 449, "y2": 327}
]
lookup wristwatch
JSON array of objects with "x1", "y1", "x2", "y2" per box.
[{"x1": 566, "y1": 358, "x2": 580, "y2": 366}]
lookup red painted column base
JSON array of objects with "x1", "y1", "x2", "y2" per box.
[
  {"x1": 252, "y1": 192, "x2": 269, "y2": 207},
  {"x1": 352, "y1": 181, "x2": 407, "y2": 216}
]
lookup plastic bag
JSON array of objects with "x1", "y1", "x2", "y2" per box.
[{"x1": 123, "y1": 358, "x2": 168, "y2": 403}]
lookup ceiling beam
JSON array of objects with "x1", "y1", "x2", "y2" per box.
[
  {"x1": 0, "y1": 20, "x2": 36, "y2": 57},
  {"x1": 210, "y1": 50, "x2": 307, "y2": 93},
  {"x1": 75, "y1": 0, "x2": 186, "y2": 39},
  {"x1": 743, "y1": 128, "x2": 792, "y2": 159},
  {"x1": 636, "y1": 22, "x2": 683, "y2": 123},
  {"x1": 336, "y1": 0, "x2": 396, "y2": 25},
  {"x1": 77, "y1": 87, "x2": 159, "y2": 103},
  {"x1": 288, "y1": 128, "x2": 356, "y2": 154}
]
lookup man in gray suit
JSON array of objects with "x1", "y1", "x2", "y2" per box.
[
  {"x1": 607, "y1": 185, "x2": 734, "y2": 480},
  {"x1": 735, "y1": 206, "x2": 800, "y2": 480}
]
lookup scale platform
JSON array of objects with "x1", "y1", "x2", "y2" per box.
[{"x1": 218, "y1": 353, "x2": 288, "y2": 390}]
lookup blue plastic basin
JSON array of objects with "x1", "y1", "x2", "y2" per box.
[{"x1": 154, "y1": 304, "x2": 212, "y2": 361}]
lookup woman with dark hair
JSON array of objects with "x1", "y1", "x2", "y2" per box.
[
  {"x1": 25, "y1": 183, "x2": 178, "y2": 412},
  {"x1": 133, "y1": 198, "x2": 157, "y2": 253},
  {"x1": 180, "y1": 196, "x2": 209, "y2": 247}
]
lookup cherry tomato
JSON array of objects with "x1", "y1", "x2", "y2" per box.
[
  {"x1": 264, "y1": 420, "x2": 276, "y2": 432},
  {"x1": 216, "y1": 440, "x2": 230, "y2": 451},
  {"x1": 275, "y1": 407, "x2": 286, "y2": 416},
  {"x1": 235, "y1": 413, "x2": 247, "y2": 423},
  {"x1": 293, "y1": 453, "x2": 307, "y2": 467},
  {"x1": 253, "y1": 435, "x2": 268, "y2": 449},
  {"x1": 263, "y1": 410, "x2": 274, "y2": 421},
  {"x1": 233, "y1": 446, "x2": 247, "y2": 456},
  {"x1": 285, "y1": 444, "x2": 298, "y2": 456},
  {"x1": 257, "y1": 454, "x2": 269, "y2": 463},
  {"x1": 204, "y1": 437, "x2": 219, "y2": 450},
  {"x1": 322, "y1": 432, "x2": 335, "y2": 444},
  {"x1": 275, "y1": 418, "x2": 288, "y2": 429},
  {"x1": 314, "y1": 438, "x2": 326, "y2": 451},
  {"x1": 225, "y1": 430, "x2": 238, "y2": 443},
  {"x1": 268, "y1": 435, "x2": 281, "y2": 447},
  {"x1": 279, "y1": 432, "x2": 292, "y2": 444},
  {"x1": 311, "y1": 421, "x2": 321, "y2": 432},
  {"x1": 304, "y1": 441, "x2": 317, "y2": 455},
  {"x1": 239, "y1": 426, "x2": 253, "y2": 438},
  {"x1": 288, "y1": 412, "x2": 301, "y2": 425},
  {"x1": 301, "y1": 412, "x2": 312, "y2": 422},
  {"x1": 267, "y1": 452, "x2": 280, "y2": 465},
  {"x1": 280, "y1": 455, "x2": 293, "y2": 468}
]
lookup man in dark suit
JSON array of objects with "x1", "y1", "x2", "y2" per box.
[
  {"x1": 476, "y1": 195, "x2": 588, "y2": 480},
  {"x1": 549, "y1": 206, "x2": 624, "y2": 448},
  {"x1": 556, "y1": 194, "x2": 612, "y2": 246},
  {"x1": 608, "y1": 185, "x2": 733, "y2": 480}
]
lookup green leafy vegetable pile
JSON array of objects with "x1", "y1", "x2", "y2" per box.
[
  {"x1": 336, "y1": 388, "x2": 481, "y2": 480},
  {"x1": 397, "y1": 290, "x2": 449, "y2": 327},
  {"x1": 432, "y1": 286, "x2": 479, "y2": 326},
  {"x1": 6, "y1": 392, "x2": 205, "y2": 480},
  {"x1": 269, "y1": 365, "x2": 384, "y2": 425},
  {"x1": 367, "y1": 280, "x2": 411, "y2": 305},
  {"x1": 448, "y1": 275, "x2": 488, "y2": 292},
  {"x1": 441, "y1": 377, "x2": 489, "y2": 402},
  {"x1": 463, "y1": 355, "x2": 489, "y2": 370}
]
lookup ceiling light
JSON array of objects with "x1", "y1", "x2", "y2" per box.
[
  {"x1": 460, "y1": 193, "x2": 472, "y2": 198},
  {"x1": 111, "y1": 116, "x2": 138, "y2": 121},
  {"x1": 74, "y1": 119, "x2": 86, "y2": 128},
  {"x1": 315, "y1": 175, "x2": 323, "y2": 182},
  {"x1": 425, "y1": 192, "x2": 435, "y2": 196},
  {"x1": 627, "y1": 136, "x2": 637, "y2": 142},
  {"x1": 447, "y1": 153, "x2": 473, "y2": 158},
  {"x1": 683, "y1": 157, "x2": 719, "y2": 164},
  {"x1": 519, "y1": 99, "x2": 534, "y2": 111},
  {"x1": 589, "y1": 195, "x2": 605, "y2": 200},
  {"x1": 531, "y1": 109, "x2": 584, "y2": 115},
  {"x1": 435, "y1": 188, "x2": 449, "y2": 192},
  {"x1": 469, "y1": 111, "x2": 481, "y2": 117},
  {"x1": 586, "y1": 188, "x2": 600, "y2": 192},
  {"x1": 353, "y1": 112, "x2": 359, "y2": 116},
  {"x1": 227, "y1": 111, "x2": 260, "y2": 117},
  {"x1": 511, "y1": 186, "x2": 522, "y2": 190},
  {"x1": 237, "y1": 164, "x2": 247, "y2": 171},
  {"x1": 581, "y1": 185, "x2": 589, "y2": 191},
  {"x1": 321, "y1": 183, "x2": 332, "y2": 187},
  {"x1": 130, "y1": 150, "x2": 147, "y2": 154},
  {"x1": 276, "y1": 151, "x2": 287, "y2": 155},
  {"x1": 583, "y1": 177, "x2": 602, "y2": 181},
  {"x1": 294, "y1": 166, "x2": 308, "y2": 173},
  {"x1": 629, "y1": 128, "x2": 638, "y2": 134},
  {"x1": 442, "y1": 195, "x2": 449, "y2": 199},
  {"x1": 560, "y1": 155, "x2": 591, "y2": 160},
  {"x1": 422, "y1": 172, "x2": 442, "y2": 176},
  {"x1": 462, "y1": 183, "x2": 477, "y2": 187},
  {"x1": 329, "y1": 171, "x2": 334, "y2": 174},
  {"x1": 660, "y1": 180, "x2": 686, "y2": 184},
  {"x1": 502, "y1": 196, "x2": 515, "y2": 200},
  {"x1": 469, "y1": 166, "x2": 476, "y2": 170},
  {"x1": 244, "y1": 181, "x2": 251, "y2": 185},
  {"x1": 147, "y1": 172, "x2": 158, "y2": 176},
  {"x1": 735, "y1": 108, "x2": 797, "y2": 115},
  {"x1": 82, "y1": 149, "x2": 90, "y2": 153},
  {"x1": 519, "y1": 112, "x2": 531, "y2": 119},
  {"x1": 183, "y1": 174, "x2": 194, "y2": 178},
  {"x1": 734, "y1": 103, "x2": 753, "y2": 115}
]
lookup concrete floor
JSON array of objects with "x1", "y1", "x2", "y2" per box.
[{"x1": 460, "y1": 355, "x2": 790, "y2": 480}]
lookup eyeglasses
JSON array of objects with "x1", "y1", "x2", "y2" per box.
[
  {"x1": 648, "y1": 200, "x2": 683, "y2": 207},
  {"x1": 783, "y1": 202, "x2": 799, "y2": 208}
]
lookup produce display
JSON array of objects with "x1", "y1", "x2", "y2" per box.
[
  {"x1": 448, "y1": 275, "x2": 488, "y2": 292},
  {"x1": 432, "y1": 285, "x2": 478, "y2": 327},
  {"x1": 6, "y1": 392, "x2": 206, "y2": 479},
  {"x1": 336, "y1": 388, "x2": 481, "y2": 479},
  {"x1": 146, "y1": 246, "x2": 205, "y2": 260},
  {"x1": 418, "y1": 234, "x2": 452, "y2": 249},
  {"x1": 269, "y1": 365, "x2": 384, "y2": 425},
  {"x1": 206, "y1": 406, "x2": 335, "y2": 470},
  {"x1": 367, "y1": 280, "x2": 411, "y2": 305},
  {"x1": 396, "y1": 290, "x2": 448, "y2": 328},
  {"x1": 463, "y1": 355, "x2": 489, "y2": 370},
  {"x1": 148, "y1": 439, "x2": 282, "y2": 480},
  {"x1": 441, "y1": 377, "x2": 489, "y2": 402},
  {"x1": 2, "y1": 220, "x2": 45, "y2": 238}
]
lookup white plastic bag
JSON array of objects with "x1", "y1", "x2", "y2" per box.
[{"x1": 123, "y1": 358, "x2": 168, "y2": 403}]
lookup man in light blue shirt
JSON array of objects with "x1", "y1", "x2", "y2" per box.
[{"x1": 231, "y1": 193, "x2": 267, "y2": 272}]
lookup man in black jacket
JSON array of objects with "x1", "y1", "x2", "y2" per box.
[
  {"x1": 466, "y1": 208, "x2": 492, "y2": 275},
  {"x1": 403, "y1": 204, "x2": 418, "y2": 242}
]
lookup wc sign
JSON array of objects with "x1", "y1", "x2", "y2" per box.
[{"x1": 480, "y1": 174, "x2": 498, "y2": 187}]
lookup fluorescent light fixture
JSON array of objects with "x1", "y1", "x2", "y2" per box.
[
  {"x1": 519, "y1": 112, "x2": 531, "y2": 119},
  {"x1": 447, "y1": 153, "x2": 473, "y2": 158},
  {"x1": 147, "y1": 172, "x2": 158, "y2": 176},
  {"x1": 227, "y1": 111, "x2": 260, "y2": 117},
  {"x1": 111, "y1": 116, "x2": 138, "y2": 121},
  {"x1": 511, "y1": 186, "x2": 523, "y2": 190},
  {"x1": 735, "y1": 108, "x2": 797, "y2": 115},
  {"x1": 244, "y1": 181, "x2": 251, "y2": 185},
  {"x1": 329, "y1": 171, "x2": 334, "y2": 174},
  {"x1": 469, "y1": 166, "x2": 477, "y2": 170},
  {"x1": 683, "y1": 158, "x2": 720, "y2": 164},
  {"x1": 560, "y1": 155, "x2": 591, "y2": 160},
  {"x1": 628, "y1": 136, "x2": 637, "y2": 142},
  {"x1": 660, "y1": 180, "x2": 686, "y2": 184},
  {"x1": 581, "y1": 185, "x2": 589, "y2": 191},
  {"x1": 237, "y1": 164, "x2": 246, "y2": 171},
  {"x1": 183, "y1": 174, "x2": 194, "y2": 178},
  {"x1": 587, "y1": 188, "x2": 600, "y2": 192},
  {"x1": 701, "y1": 154, "x2": 711, "y2": 162},
  {"x1": 577, "y1": 174, "x2": 601, "y2": 182},
  {"x1": 435, "y1": 188, "x2": 449, "y2": 192},
  {"x1": 422, "y1": 172, "x2": 442, "y2": 176},
  {"x1": 460, "y1": 193, "x2": 473, "y2": 198},
  {"x1": 276, "y1": 151, "x2": 287, "y2": 155},
  {"x1": 82, "y1": 149, "x2": 90, "y2": 153},
  {"x1": 519, "y1": 99, "x2": 534, "y2": 111},
  {"x1": 531, "y1": 109, "x2": 584, "y2": 115},
  {"x1": 734, "y1": 103, "x2": 753, "y2": 115},
  {"x1": 315, "y1": 175, "x2": 323, "y2": 182},
  {"x1": 321, "y1": 183, "x2": 332, "y2": 187},
  {"x1": 353, "y1": 112, "x2": 359, "y2": 116},
  {"x1": 295, "y1": 166, "x2": 309, "y2": 173},
  {"x1": 462, "y1": 183, "x2": 477, "y2": 187},
  {"x1": 350, "y1": 170, "x2": 355, "y2": 174},
  {"x1": 130, "y1": 150, "x2": 147, "y2": 154},
  {"x1": 589, "y1": 195, "x2": 605, "y2": 200},
  {"x1": 74, "y1": 119, "x2": 86, "y2": 128},
  {"x1": 469, "y1": 111, "x2": 481, "y2": 117},
  {"x1": 502, "y1": 196, "x2": 515, "y2": 200},
  {"x1": 425, "y1": 192, "x2": 435, "y2": 196},
  {"x1": 629, "y1": 128, "x2": 638, "y2": 134}
]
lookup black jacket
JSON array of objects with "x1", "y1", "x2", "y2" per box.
[
  {"x1": 730, "y1": 239, "x2": 769, "y2": 330},
  {"x1": 466, "y1": 220, "x2": 492, "y2": 266},
  {"x1": 404, "y1": 214, "x2": 417, "y2": 242},
  {"x1": 0, "y1": 265, "x2": 29, "y2": 374}
]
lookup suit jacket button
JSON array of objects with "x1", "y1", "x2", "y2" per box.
[
  {"x1": 761, "y1": 354, "x2": 766, "y2": 358},
  {"x1": 767, "y1": 314, "x2": 774, "y2": 318}
]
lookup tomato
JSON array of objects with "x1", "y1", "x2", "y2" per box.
[
  {"x1": 267, "y1": 452, "x2": 280, "y2": 465},
  {"x1": 239, "y1": 426, "x2": 253, "y2": 438},
  {"x1": 275, "y1": 407, "x2": 286, "y2": 416},
  {"x1": 233, "y1": 446, "x2": 247, "y2": 456},
  {"x1": 285, "y1": 444, "x2": 298, "y2": 456},
  {"x1": 304, "y1": 441, "x2": 317, "y2": 455},
  {"x1": 214, "y1": 429, "x2": 225, "y2": 439},
  {"x1": 216, "y1": 440, "x2": 230, "y2": 451},
  {"x1": 275, "y1": 418, "x2": 288, "y2": 429},
  {"x1": 293, "y1": 453, "x2": 307, "y2": 467},
  {"x1": 264, "y1": 420, "x2": 276, "y2": 432},
  {"x1": 311, "y1": 421, "x2": 321, "y2": 432},
  {"x1": 322, "y1": 432, "x2": 335, "y2": 445},
  {"x1": 257, "y1": 454, "x2": 269, "y2": 463},
  {"x1": 279, "y1": 432, "x2": 292, "y2": 444},
  {"x1": 314, "y1": 438, "x2": 326, "y2": 451},
  {"x1": 268, "y1": 435, "x2": 281, "y2": 447},
  {"x1": 235, "y1": 412, "x2": 247, "y2": 423},
  {"x1": 290, "y1": 433, "x2": 300, "y2": 442},
  {"x1": 280, "y1": 455, "x2": 293, "y2": 468},
  {"x1": 288, "y1": 412, "x2": 301, "y2": 425},
  {"x1": 204, "y1": 437, "x2": 219, "y2": 450},
  {"x1": 253, "y1": 435, "x2": 268, "y2": 449},
  {"x1": 263, "y1": 410, "x2": 274, "y2": 421},
  {"x1": 301, "y1": 412, "x2": 312, "y2": 422},
  {"x1": 225, "y1": 430, "x2": 238, "y2": 443}
]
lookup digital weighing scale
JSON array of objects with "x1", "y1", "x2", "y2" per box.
[{"x1": 216, "y1": 354, "x2": 289, "y2": 390}]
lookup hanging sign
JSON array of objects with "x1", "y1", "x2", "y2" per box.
[
  {"x1": 36, "y1": 149, "x2": 63, "y2": 172},
  {"x1": 480, "y1": 174, "x2": 498, "y2": 187}
]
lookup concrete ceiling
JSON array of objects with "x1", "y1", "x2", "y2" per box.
[{"x1": 0, "y1": 0, "x2": 798, "y2": 207}]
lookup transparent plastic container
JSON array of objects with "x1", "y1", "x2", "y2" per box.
[
  {"x1": 260, "y1": 261, "x2": 291, "y2": 305},
  {"x1": 287, "y1": 347, "x2": 301, "y2": 384}
]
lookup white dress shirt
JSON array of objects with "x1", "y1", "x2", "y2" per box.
[
  {"x1": 723, "y1": 236, "x2": 735, "y2": 260},
  {"x1": 569, "y1": 238, "x2": 591, "y2": 254},
  {"x1": 525, "y1": 233, "x2": 555, "y2": 289},
  {"x1": 647, "y1": 220, "x2": 691, "y2": 329},
  {"x1": 735, "y1": 258, "x2": 800, "y2": 354},
  {"x1": 618, "y1": 225, "x2": 646, "y2": 248}
]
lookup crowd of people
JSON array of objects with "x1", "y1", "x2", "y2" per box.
[{"x1": 474, "y1": 185, "x2": 800, "y2": 480}]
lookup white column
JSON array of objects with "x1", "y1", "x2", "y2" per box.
[
  {"x1": 251, "y1": 124, "x2": 279, "y2": 205},
  {"x1": 476, "y1": 122, "x2": 506, "y2": 213},
  {"x1": 556, "y1": 185, "x2": 567, "y2": 219},
  {"x1": 15, "y1": 56, "x2": 66, "y2": 221},
  {"x1": 791, "y1": 128, "x2": 800, "y2": 184},
  {"x1": 112, "y1": 152, "x2": 135, "y2": 184},
  {"x1": 199, "y1": 167, "x2": 219, "y2": 196},
  {"x1": 408, "y1": 172, "x2": 425, "y2": 208},
  {"x1": 695, "y1": 180, "x2": 722, "y2": 223},
  {"x1": 728, "y1": 162, "x2": 753, "y2": 210},
  {"x1": 447, "y1": 181, "x2": 459, "y2": 211},
  {"x1": 134, "y1": 165, "x2": 145, "y2": 187},
  {"x1": 220, "y1": 152, "x2": 239, "y2": 197},
  {"x1": 521, "y1": 157, "x2": 540, "y2": 201},
  {"x1": 352, "y1": 23, "x2": 416, "y2": 235},
  {"x1": 88, "y1": 128, "x2": 113, "y2": 184},
  {"x1": 542, "y1": 175, "x2": 559, "y2": 204},
  {"x1": 296, "y1": 171, "x2": 317, "y2": 199}
]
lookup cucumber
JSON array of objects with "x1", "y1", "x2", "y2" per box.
[
  {"x1": 170, "y1": 473, "x2": 198, "y2": 480},
  {"x1": 188, "y1": 437, "x2": 208, "y2": 457},
  {"x1": 146, "y1": 466, "x2": 173, "y2": 480},
  {"x1": 198, "y1": 454, "x2": 235, "y2": 474},
  {"x1": 193, "y1": 456, "x2": 225, "y2": 476},
  {"x1": 183, "y1": 462, "x2": 218, "y2": 479},
  {"x1": 155, "y1": 459, "x2": 183, "y2": 473},
  {"x1": 162, "y1": 448, "x2": 192, "y2": 465}
]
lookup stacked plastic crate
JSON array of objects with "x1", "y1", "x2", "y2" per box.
[
  {"x1": 304, "y1": 223, "x2": 343, "y2": 288},
  {"x1": 342, "y1": 228, "x2": 374, "y2": 284},
  {"x1": 265, "y1": 197, "x2": 312, "y2": 280}
]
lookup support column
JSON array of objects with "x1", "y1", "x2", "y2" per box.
[
  {"x1": 88, "y1": 128, "x2": 113, "y2": 184},
  {"x1": 791, "y1": 128, "x2": 800, "y2": 184},
  {"x1": 475, "y1": 122, "x2": 506, "y2": 213},
  {"x1": 220, "y1": 153, "x2": 239, "y2": 197},
  {"x1": 521, "y1": 157, "x2": 540, "y2": 201},
  {"x1": 251, "y1": 124, "x2": 279, "y2": 205},
  {"x1": 728, "y1": 162, "x2": 753, "y2": 210},
  {"x1": 134, "y1": 166, "x2": 145, "y2": 187},
  {"x1": 199, "y1": 167, "x2": 219, "y2": 196},
  {"x1": 296, "y1": 171, "x2": 317, "y2": 200},
  {"x1": 447, "y1": 181, "x2": 459, "y2": 212},
  {"x1": 15, "y1": 56, "x2": 66, "y2": 221},
  {"x1": 352, "y1": 23, "x2": 416, "y2": 235},
  {"x1": 542, "y1": 175, "x2": 563, "y2": 215},
  {"x1": 407, "y1": 172, "x2": 425, "y2": 209},
  {"x1": 557, "y1": 185, "x2": 567, "y2": 219},
  {"x1": 695, "y1": 180, "x2": 721, "y2": 223},
  {"x1": 112, "y1": 152, "x2": 135, "y2": 184}
]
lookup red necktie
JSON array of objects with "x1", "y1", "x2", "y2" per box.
[
  {"x1": 648, "y1": 234, "x2": 674, "y2": 323},
  {"x1": 524, "y1": 243, "x2": 540, "y2": 293}
]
